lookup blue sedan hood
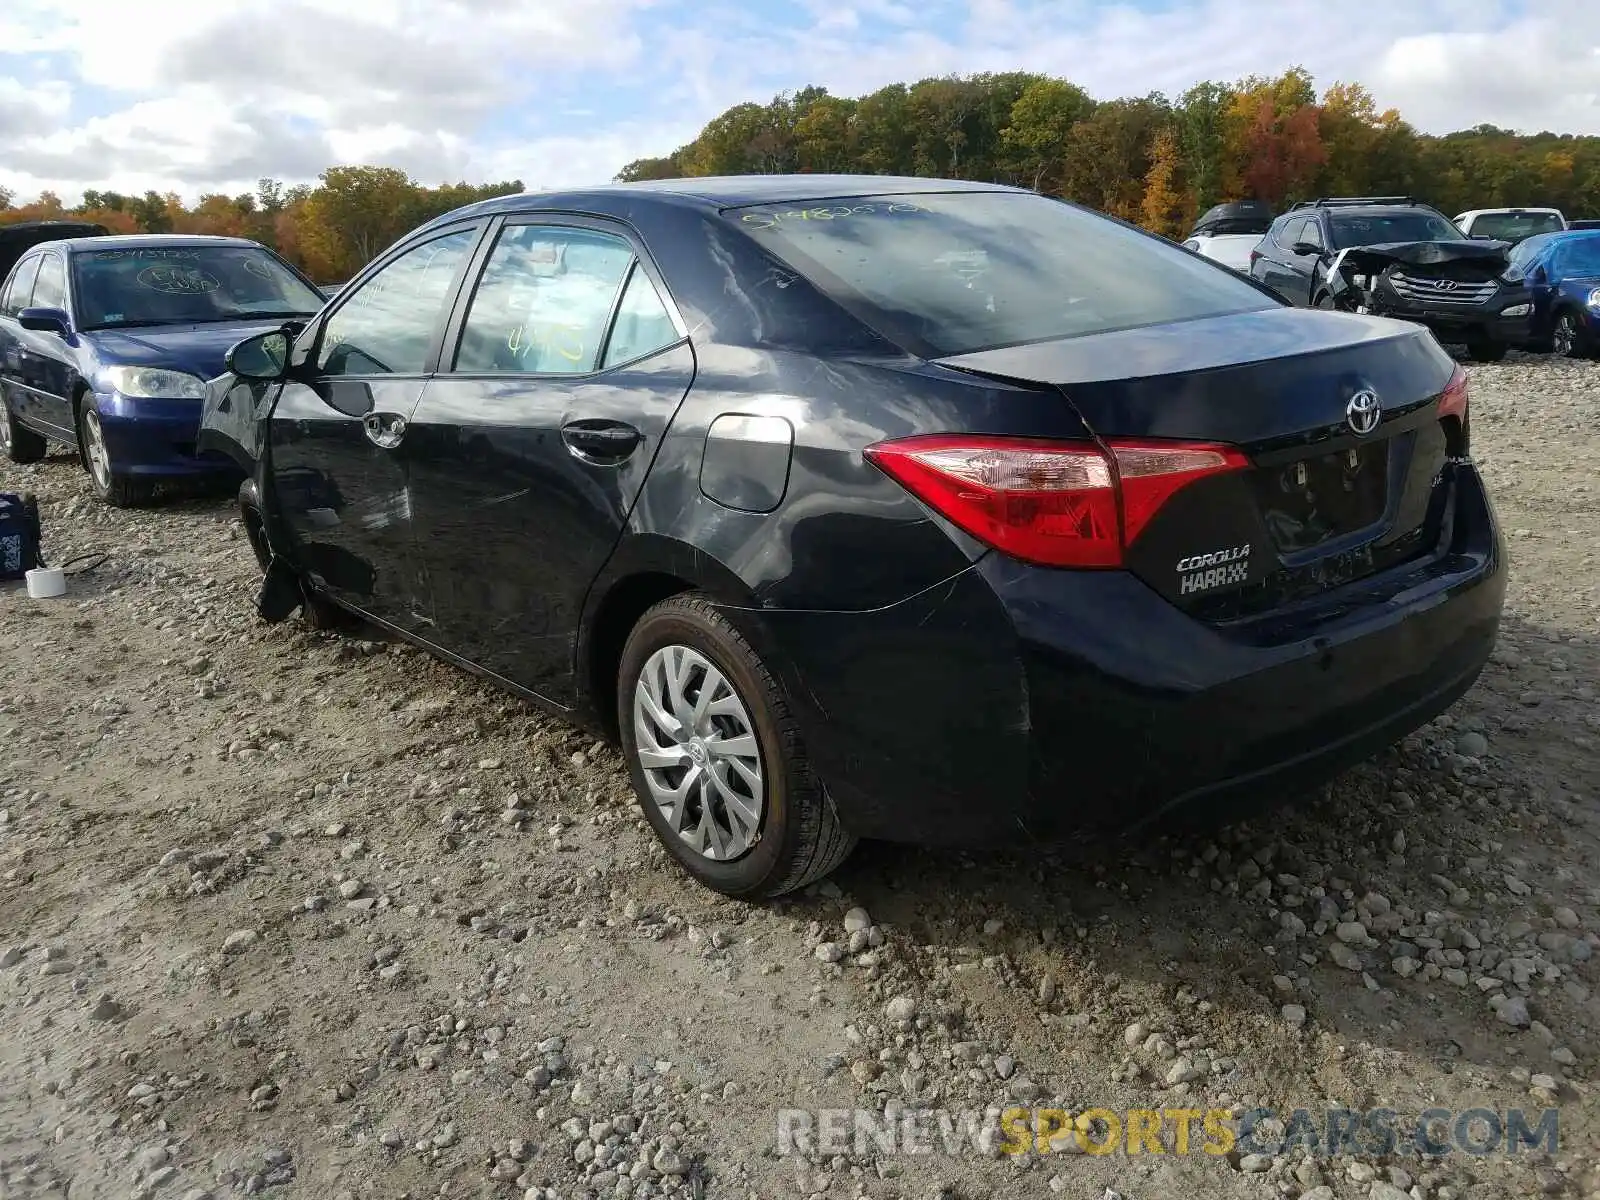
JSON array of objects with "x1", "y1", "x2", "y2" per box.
[{"x1": 85, "y1": 319, "x2": 290, "y2": 381}]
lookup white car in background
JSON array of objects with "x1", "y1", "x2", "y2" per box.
[
  {"x1": 1181, "y1": 200, "x2": 1274, "y2": 273},
  {"x1": 1454, "y1": 207, "x2": 1567, "y2": 244}
]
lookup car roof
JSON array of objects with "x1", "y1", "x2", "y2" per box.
[
  {"x1": 1456, "y1": 207, "x2": 1563, "y2": 219},
  {"x1": 56, "y1": 233, "x2": 263, "y2": 254},
  {"x1": 419, "y1": 175, "x2": 1029, "y2": 231},
  {"x1": 1311, "y1": 205, "x2": 1432, "y2": 219}
]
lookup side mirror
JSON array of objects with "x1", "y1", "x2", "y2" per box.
[
  {"x1": 18, "y1": 306, "x2": 71, "y2": 336},
  {"x1": 1290, "y1": 242, "x2": 1323, "y2": 258},
  {"x1": 226, "y1": 329, "x2": 291, "y2": 381}
]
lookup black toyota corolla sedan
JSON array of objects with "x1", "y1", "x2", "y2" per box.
[{"x1": 200, "y1": 175, "x2": 1505, "y2": 898}]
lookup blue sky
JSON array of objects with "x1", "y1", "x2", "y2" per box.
[{"x1": 1, "y1": 0, "x2": 1595, "y2": 204}]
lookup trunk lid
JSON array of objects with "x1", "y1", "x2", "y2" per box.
[{"x1": 936, "y1": 306, "x2": 1462, "y2": 620}]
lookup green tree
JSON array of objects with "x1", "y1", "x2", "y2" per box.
[{"x1": 1002, "y1": 78, "x2": 1096, "y2": 191}]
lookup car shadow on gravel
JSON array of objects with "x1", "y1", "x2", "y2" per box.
[{"x1": 817, "y1": 610, "x2": 1598, "y2": 1094}]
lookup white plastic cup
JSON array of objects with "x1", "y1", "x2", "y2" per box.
[{"x1": 25, "y1": 567, "x2": 65, "y2": 599}]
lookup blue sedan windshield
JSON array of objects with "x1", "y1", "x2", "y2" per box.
[
  {"x1": 1554, "y1": 237, "x2": 1600, "y2": 277},
  {"x1": 72, "y1": 245, "x2": 325, "y2": 329}
]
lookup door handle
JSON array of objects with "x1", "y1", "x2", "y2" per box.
[
  {"x1": 562, "y1": 419, "x2": 642, "y2": 462},
  {"x1": 363, "y1": 411, "x2": 407, "y2": 449}
]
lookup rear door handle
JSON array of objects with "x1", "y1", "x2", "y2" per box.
[
  {"x1": 562, "y1": 419, "x2": 642, "y2": 462},
  {"x1": 363, "y1": 410, "x2": 407, "y2": 449}
]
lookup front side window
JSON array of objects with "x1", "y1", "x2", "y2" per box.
[
  {"x1": 1329, "y1": 210, "x2": 1464, "y2": 248},
  {"x1": 454, "y1": 226, "x2": 634, "y2": 374},
  {"x1": 2, "y1": 257, "x2": 42, "y2": 317},
  {"x1": 318, "y1": 227, "x2": 478, "y2": 377},
  {"x1": 726, "y1": 191, "x2": 1274, "y2": 358},
  {"x1": 1299, "y1": 221, "x2": 1324, "y2": 250},
  {"x1": 31, "y1": 254, "x2": 66, "y2": 310},
  {"x1": 71, "y1": 244, "x2": 325, "y2": 330}
]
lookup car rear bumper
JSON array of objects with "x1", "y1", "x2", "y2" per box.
[
  {"x1": 763, "y1": 464, "x2": 1504, "y2": 846},
  {"x1": 93, "y1": 393, "x2": 238, "y2": 476}
]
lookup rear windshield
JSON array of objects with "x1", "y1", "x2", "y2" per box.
[
  {"x1": 1329, "y1": 211, "x2": 1464, "y2": 248},
  {"x1": 1468, "y1": 212, "x2": 1565, "y2": 242},
  {"x1": 71, "y1": 244, "x2": 326, "y2": 330},
  {"x1": 725, "y1": 192, "x2": 1274, "y2": 357}
]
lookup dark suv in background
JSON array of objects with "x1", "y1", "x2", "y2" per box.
[{"x1": 1250, "y1": 197, "x2": 1532, "y2": 361}]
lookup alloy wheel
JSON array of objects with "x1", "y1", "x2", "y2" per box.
[
  {"x1": 632, "y1": 644, "x2": 765, "y2": 861},
  {"x1": 82, "y1": 408, "x2": 112, "y2": 489},
  {"x1": 0, "y1": 412, "x2": 11, "y2": 455},
  {"x1": 1554, "y1": 316, "x2": 1576, "y2": 357}
]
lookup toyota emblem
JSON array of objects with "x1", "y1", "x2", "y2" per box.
[{"x1": 1346, "y1": 389, "x2": 1382, "y2": 436}]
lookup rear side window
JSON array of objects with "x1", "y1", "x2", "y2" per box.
[
  {"x1": 601, "y1": 265, "x2": 678, "y2": 369},
  {"x1": 31, "y1": 254, "x2": 66, "y2": 310},
  {"x1": 726, "y1": 192, "x2": 1273, "y2": 358},
  {"x1": 2, "y1": 257, "x2": 42, "y2": 316},
  {"x1": 453, "y1": 225, "x2": 633, "y2": 374}
]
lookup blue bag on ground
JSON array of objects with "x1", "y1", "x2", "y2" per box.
[{"x1": 0, "y1": 493, "x2": 43, "y2": 581}]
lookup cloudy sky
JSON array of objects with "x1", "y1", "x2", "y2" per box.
[{"x1": 1, "y1": 0, "x2": 1596, "y2": 205}]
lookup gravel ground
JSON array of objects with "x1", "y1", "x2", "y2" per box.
[{"x1": 1, "y1": 353, "x2": 1598, "y2": 1200}]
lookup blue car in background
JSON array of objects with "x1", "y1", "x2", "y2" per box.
[
  {"x1": 1506, "y1": 229, "x2": 1600, "y2": 358},
  {"x1": 0, "y1": 234, "x2": 326, "y2": 504}
]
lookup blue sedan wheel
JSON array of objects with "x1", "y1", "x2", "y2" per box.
[
  {"x1": 1553, "y1": 312, "x2": 1584, "y2": 358},
  {"x1": 77, "y1": 403, "x2": 155, "y2": 507}
]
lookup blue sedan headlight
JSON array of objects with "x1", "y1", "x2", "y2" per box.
[
  {"x1": 1588, "y1": 288, "x2": 1600, "y2": 311},
  {"x1": 104, "y1": 366, "x2": 207, "y2": 399}
]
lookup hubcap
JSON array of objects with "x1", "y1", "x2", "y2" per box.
[
  {"x1": 82, "y1": 409, "x2": 111, "y2": 488},
  {"x1": 0, "y1": 411, "x2": 10, "y2": 453},
  {"x1": 1555, "y1": 318, "x2": 1575, "y2": 356},
  {"x1": 632, "y1": 644, "x2": 764, "y2": 862}
]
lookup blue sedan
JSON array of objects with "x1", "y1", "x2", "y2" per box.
[
  {"x1": 0, "y1": 234, "x2": 326, "y2": 504},
  {"x1": 1506, "y1": 229, "x2": 1600, "y2": 358}
]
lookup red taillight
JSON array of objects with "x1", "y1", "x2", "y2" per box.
[
  {"x1": 862, "y1": 435, "x2": 1249, "y2": 568},
  {"x1": 1438, "y1": 364, "x2": 1469, "y2": 425}
]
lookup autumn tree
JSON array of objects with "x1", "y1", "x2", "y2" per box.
[{"x1": 1141, "y1": 127, "x2": 1190, "y2": 236}]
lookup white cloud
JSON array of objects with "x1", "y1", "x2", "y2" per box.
[{"x1": 1, "y1": 0, "x2": 1597, "y2": 208}]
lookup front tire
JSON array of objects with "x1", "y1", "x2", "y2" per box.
[
  {"x1": 1553, "y1": 311, "x2": 1587, "y2": 359},
  {"x1": 0, "y1": 400, "x2": 48, "y2": 465},
  {"x1": 618, "y1": 593, "x2": 855, "y2": 898},
  {"x1": 77, "y1": 402, "x2": 154, "y2": 507}
]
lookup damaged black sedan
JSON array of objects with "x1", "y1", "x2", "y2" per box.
[{"x1": 200, "y1": 177, "x2": 1505, "y2": 898}]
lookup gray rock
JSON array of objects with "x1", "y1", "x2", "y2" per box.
[
  {"x1": 1455, "y1": 731, "x2": 1488, "y2": 758},
  {"x1": 222, "y1": 930, "x2": 258, "y2": 955},
  {"x1": 1281, "y1": 1004, "x2": 1307, "y2": 1029},
  {"x1": 843, "y1": 907, "x2": 871, "y2": 934},
  {"x1": 885, "y1": 995, "x2": 917, "y2": 1023}
]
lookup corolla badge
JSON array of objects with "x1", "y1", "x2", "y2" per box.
[{"x1": 1346, "y1": 388, "x2": 1382, "y2": 436}]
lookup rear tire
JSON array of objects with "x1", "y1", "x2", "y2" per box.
[
  {"x1": 77, "y1": 402, "x2": 155, "y2": 507},
  {"x1": 1465, "y1": 335, "x2": 1507, "y2": 363},
  {"x1": 0, "y1": 401, "x2": 47, "y2": 465},
  {"x1": 618, "y1": 593, "x2": 855, "y2": 898}
]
